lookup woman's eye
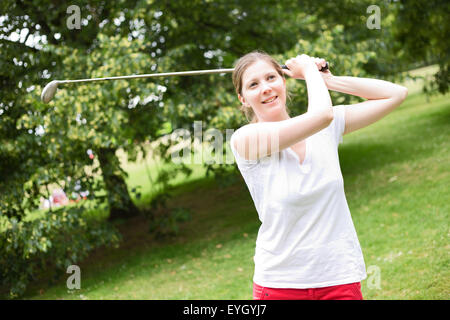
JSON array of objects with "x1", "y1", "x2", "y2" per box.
[
  {"x1": 268, "y1": 75, "x2": 276, "y2": 80},
  {"x1": 249, "y1": 82, "x2": 257, "y2": 88}
]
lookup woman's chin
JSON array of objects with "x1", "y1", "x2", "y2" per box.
[{"x1": 259, "y1": 105, "x2": 288, "y2": 121}]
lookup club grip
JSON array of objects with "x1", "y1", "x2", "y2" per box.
[{"x1": 281, "y1": 62, "x2": 329, "y2": 72}]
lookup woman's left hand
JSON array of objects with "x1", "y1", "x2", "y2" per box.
[
  {"x1": 311, "y1": 57, "x2": 334, "y2": 83},
  {"x1": 312, "y1": 57, "x2": 333, "y2": 76}
]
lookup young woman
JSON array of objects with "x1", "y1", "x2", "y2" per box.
[{"x1": 229, "y1": 51, "x2": 408, "y2": 300}]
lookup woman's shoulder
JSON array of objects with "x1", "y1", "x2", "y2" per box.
[
  {"x1": 230, "y1": 122, "x2": 260, "y2": 141},
  {"x1": 233, "y1": 122, "x2": 257, "y2": 133},
  {"x1": 229, "y1": 124, "x2": 261, "y2": 169},
  {"x1": 230, "y1": 123, "x2": 250, "y2": 143}
]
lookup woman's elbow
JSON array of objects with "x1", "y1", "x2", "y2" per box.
[
  {"x1": 326, "y1": 107, "x2": 334, "y2": 124},
  {"x1": 389, "y1": 86, "x2": 408, "y2": 110},
  {"x1": 320, "y1": 107, "x2": 334, "y2": 128},
  {"x1": 397, "y1": 86, "x2": 409, "y2": 101}
]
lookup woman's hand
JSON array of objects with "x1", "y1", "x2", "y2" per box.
[
  {"x1": 312, "y1": 57, "x2": 334, "y2": 81},
  {"x1": 283, "y1": 54, "x2": 316, "y2": 79},
  {"x1": 283, "y1": 55, "x2": 333, "y2": 80}
]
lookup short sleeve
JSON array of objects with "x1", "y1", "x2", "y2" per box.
[
  {"x1": 229, "y1": 128, "x2": 259, "y2": 171},
  {"x1": 328, "y1": 105, "x2": 346, "y2": 146}
]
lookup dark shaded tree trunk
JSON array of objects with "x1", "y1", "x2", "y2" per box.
[{"x1": 98, "y1": 147, "x2": 139, "y2": 221}]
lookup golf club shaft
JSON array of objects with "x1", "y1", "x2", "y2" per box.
[
  {"x1": 41, "y1": 62, "x2": 329, "y2": 103},
  {"x1": 59, "y1": 68, "x2": 235, "y2": 84},
  {"x1": 58, "y1": 63, "x2": 328, "y2": 84}
]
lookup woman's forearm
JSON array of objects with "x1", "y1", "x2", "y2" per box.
[
  {"x1": 304, "y1": 67, "x2": 332, "y2": 111},
  {"x1": 234, "y1": 108, "x2": 333, "y2": 160},
  {"x1": 323, "y1": 75, "x2": 407, "y2": 100}
]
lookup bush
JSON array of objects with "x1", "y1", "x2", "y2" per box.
[
  {"x1": 146, "y1": 191, "x2": 192, "y2": 239},
  {"x1": 0, "y1": 206, "x2": 121, "y2": 298}
]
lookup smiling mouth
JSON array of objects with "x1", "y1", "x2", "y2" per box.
[{"x1": 262, "y1": 96, "x2": 278, "y2": 104}]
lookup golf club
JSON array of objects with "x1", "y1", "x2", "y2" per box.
[{"x1": 41, "y1": 63, "x2": 328, "y2": 104}]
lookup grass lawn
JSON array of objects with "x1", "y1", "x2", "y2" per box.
[{"x1": 23, "y1": 68, "x2": 449, "y2": 300}]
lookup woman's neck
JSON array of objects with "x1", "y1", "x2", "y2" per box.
[{"x1": 256, "y1": 109, "x2": 291, "y2": 123}]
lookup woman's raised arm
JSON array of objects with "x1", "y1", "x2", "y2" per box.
[
  {"x1": 323, "y1": 75, "x2": 408, "y2": 135},
  {"x1": 284, "y1": 55, "x2": 333, "y2": 113},
  {"x1": 233, "y1": 107, "x2": 333, "y2": 161}
]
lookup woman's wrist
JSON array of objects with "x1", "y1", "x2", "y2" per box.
[
  {"x1": 303, "y1": 64, "x2": 320, "y2": 78},
  {"x1": 322, "y1": 73, "x2": 335, "y2": 87}
]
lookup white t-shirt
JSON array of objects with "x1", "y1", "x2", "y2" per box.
[{"x1": 230, "y1": 105, "x2": 367, "y2": 288}]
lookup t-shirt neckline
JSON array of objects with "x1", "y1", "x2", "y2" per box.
[{"x1": 287, "y1": 138, "x2": 311, "y2": 173}]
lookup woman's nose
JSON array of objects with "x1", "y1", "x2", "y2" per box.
[{"x1": 261, "y1": 82, "x2": 272, "y2": 94}]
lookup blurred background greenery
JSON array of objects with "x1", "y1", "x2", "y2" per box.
[{"x1": 0, "y1": 0, "x2": 448, "y2": 299}]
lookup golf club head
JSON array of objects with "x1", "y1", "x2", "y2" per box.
[{"x1": 41, "y1": 80, "x2": 60, "y2": 104}]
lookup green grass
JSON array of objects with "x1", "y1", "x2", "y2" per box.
[
  {"x1": 23, "y1": 68, "x2": 449, "y2": 300},
  {"x1": 339, "y1": 91, "x2": 449, "y2": 299}
]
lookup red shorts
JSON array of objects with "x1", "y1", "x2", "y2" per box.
[{"x1": 253, "y1": 282, "x2": 363, "y2": 300}]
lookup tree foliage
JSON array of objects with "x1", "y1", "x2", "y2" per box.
[
  {"x1": 391, "y1": 0, "x2": 449, "y2": 94},
  {"x1": 0, "y1": 0, "x2": 447, "y2": 298}
]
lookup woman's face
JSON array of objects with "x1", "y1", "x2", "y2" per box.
[{"x1": 239, "y1": 59, "x2": 288, "y2": 122}]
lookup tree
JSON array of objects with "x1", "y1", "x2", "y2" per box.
[
  {"x1": 0, "y1": 0, "x2": 140, "y2": 220},
  {"x1": 391, "y1": 0, "x2": 449, "y2": 94},
  {"x1": 300, "y1": 0, "x2": 449, "y2": 94},
  {"x1": 1, "y1": 0, "x2": 322, "y2": 220}
]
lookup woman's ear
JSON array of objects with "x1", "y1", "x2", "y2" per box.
[{"x1": 238, "y1": 94, "x2": 246, "y2": 106}]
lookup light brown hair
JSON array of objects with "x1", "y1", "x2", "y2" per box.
[{"x1": 232, "y1": 51, "x2": 288, "y2": 123}]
